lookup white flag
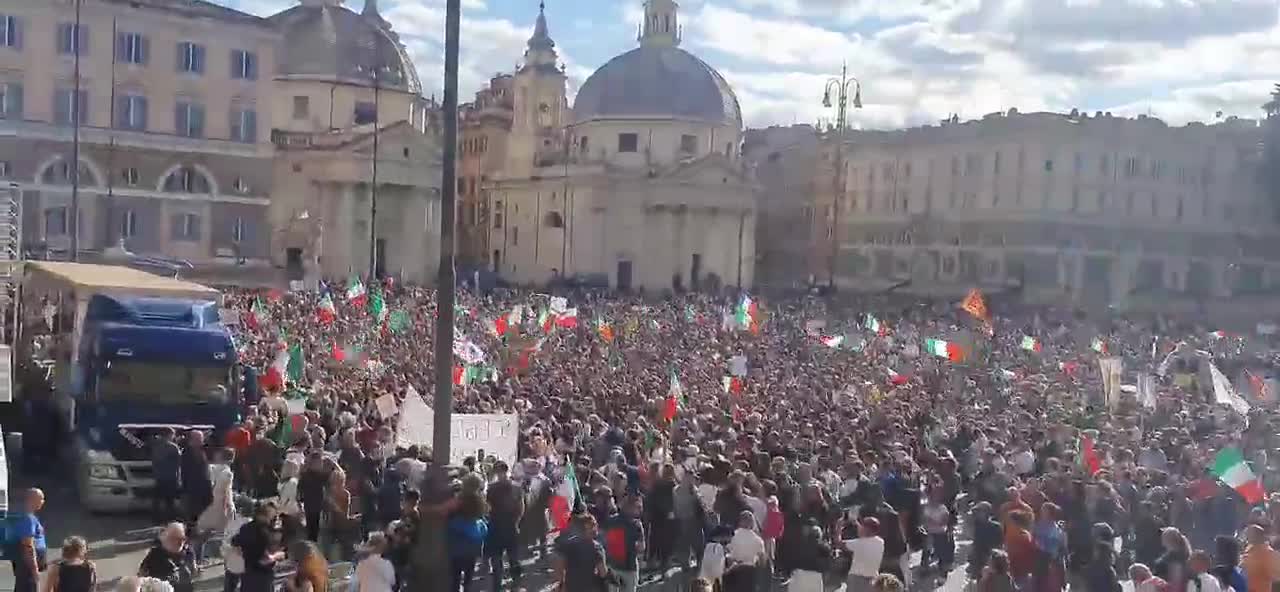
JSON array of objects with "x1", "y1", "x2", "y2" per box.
[
  {"x1": 1210, "y1": 362, "x2": 1251, "y2": 416},
  {"x1": 1137, "y1": 375, "x2": 1157, "y2": 410}
]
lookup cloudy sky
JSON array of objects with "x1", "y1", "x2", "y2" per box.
[{"x1": 222, "y1": 0, "x2": 1279, "y2": 130}]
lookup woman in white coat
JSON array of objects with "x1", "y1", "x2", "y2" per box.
[{"x1": 196, "y1": 448, "x2": 236, "y2": 535}]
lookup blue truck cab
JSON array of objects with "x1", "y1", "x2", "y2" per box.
[{"x1": 72, "y1": 294, "x2": 240, "y2": 511}]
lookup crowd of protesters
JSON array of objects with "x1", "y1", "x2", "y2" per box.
[{"x1": 15, "y1": 278, "x2": 1280, "y2": 592}]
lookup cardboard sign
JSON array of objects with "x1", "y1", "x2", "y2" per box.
[{"x1": 374, "y1": 394, "x2": 398, "y2": 419}]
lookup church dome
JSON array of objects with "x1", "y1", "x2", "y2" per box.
[
  {"x1": 572, "y1": 45, "x2": 742, "y2": 128},
  {"x1": 268, "y1": 1, "x2": 422, "y2": 95}
]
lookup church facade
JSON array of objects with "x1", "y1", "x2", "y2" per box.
[{"x1": 486, "y1": 0, "x2": 759, "y2": 291}]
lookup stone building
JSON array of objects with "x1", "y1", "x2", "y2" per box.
[
  {"x1": 487, "y1": 0, "x2": 760, "y2": 291},
  {"x1": 0, "y1": 0, "x2": 442, "y2": 284},
  {"x1": 830, "y1": 109, "x2": 1277, "y2": 313},
  {"x1": 458, "y1": 74, "x2": 513, "y2": 268},
  {"x1": 742, "y1": 124, "x2": 818, "y2": 290}
]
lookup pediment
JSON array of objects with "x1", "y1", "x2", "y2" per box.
[
  {"x1": 344, "y1": 121, "x2": 442, "y2": 164},
  {"x1": 661, "y1": 153, "x2": 751, "y2": 184}
]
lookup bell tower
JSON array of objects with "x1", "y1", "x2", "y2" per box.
[
  {"x1": 639, "y1": 0, "x2": 680, "y2": 47},
  {"x1": 506, "y1": 1, "x2": 567, "y2": 176}
]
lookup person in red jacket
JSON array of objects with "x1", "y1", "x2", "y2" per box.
[{"x1": 1003, "y1": 509, "x2": 1037, "y2": 589}]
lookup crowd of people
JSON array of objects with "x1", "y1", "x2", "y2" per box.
[{"x1": 13, "y1": 278, "x2": 1280, "y2": 592}]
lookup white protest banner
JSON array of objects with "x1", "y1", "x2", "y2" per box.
[
  {"x1": 729, "y1": 355, "x2": 748, "y2": 377},
  {"x1": 549, "y1": 297, "x2": 569, "y2": 314},
  {"x1": 395, "y1": 395, "x2": 518, "y2": 465},
  {"x1": 1098, "y1": 357, "x2": 1123, "y2": 410}
]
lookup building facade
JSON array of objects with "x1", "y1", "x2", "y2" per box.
[
  {"x1": 830, "y1": 109, "x2": 1277, "y2": 312},
  {"x1": 0, "y1": 0, "x2": 442, "y2": 285},
  {"x1": 743, "y1": 124, "x2": 818, "y2": 290},
  {"x1": 457, "y1": 74, "x2": 513, "y2": 268},
  {"x1": 487, "y1": 0, "x2": 759, "y2": 291}
]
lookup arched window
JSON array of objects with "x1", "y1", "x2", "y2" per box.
[
  {"x1": 163, "y1": 166, "x2": 212, "y2": 193},
  {"x1": 40, "y1": 157, "x2": 97, "y2": 186},
  {"x1": 543, "y1": 211, "x2": 564, "y2": 228}
]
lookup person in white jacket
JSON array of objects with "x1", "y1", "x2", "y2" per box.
[
  {"x1": 277, "y1": 458, "x2": 303, "y2": 541},
  {"x1": 354, "y1": 533, "x2": 395, "y2": 592},
  {"x1": 195, "y1": 448, "x2": 236, "y2": 564}
]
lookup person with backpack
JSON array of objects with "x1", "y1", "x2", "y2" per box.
[
  {"x1": 8, "y1": 488, "x2": 47, "y2": 592},
  {"x1": 447, "y1": 474, "x2": 489, "y2": 591}
]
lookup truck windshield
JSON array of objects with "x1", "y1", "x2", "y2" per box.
[{"x1": 98, "y1": 361, "x2": 231, "y2": 404}]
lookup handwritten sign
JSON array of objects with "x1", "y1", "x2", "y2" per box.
[
  {"x1": 374, "y1": 394, "x2": 398, "y2": 419},
  {"x1": 395, "y1": 390, "x2": 518, "y2": 465}
]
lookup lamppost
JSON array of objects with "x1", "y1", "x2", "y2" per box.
[
  {"x1": 821, "y1": 62, "x2": 862, "y2": 288},
  {"x1": 356, "y1": 58, "x2": 392, "y2": 280}
]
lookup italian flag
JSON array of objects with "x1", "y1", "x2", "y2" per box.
[
  {"x1": 317, "y1": 294, "x2": 336, "y2": 324},
  {"x1": 346, "y1": 277, "x2": 367, "y2": 307},
  {"x1": 550, "y1": 462, "x2": 578, "y2": 531},
  {"x1": 924, "y1": 338, "x2": 964, "y2": 362},
  {"x1": 865, "y1": 314, "x2": 886, "y2": 335},
  {"x1": 260, "y1": 348, "x2": 290, "y2": 392},
  {"x1": 368, "y1": 288, "x2": 387, "y2": 325},
  {"x1": 1020, "y1": 335, "x2": 1041, "y2": 353},
  {"x1": 1212, "y1": 447, "x2": 1265, "y2": 504},
  {"x1": 820, "y1": 335, "x2": 844, "y2": 349},
  {"x1": 555, "y1": 308, "x2": 579, "y2": 328},
  {"x1": 662, "y1": 371, "x2": 685, "y2": 422},
  {"x1": 722, "y1": 376, "x2": 743, "y2": 394},
  {"x1": 1091, "y1": 338, "x2": 1108, "y2": 354},
  {"x1": 538, "y1": 308, "x2": 554, "y2": 333},
  {"x1": 245, "y1": 297, "x2": 268, "y2": 331},
  {"x1": 331, "y1": 341, "x2": 364, "y2": 364},
  {"x1": 453, "y1": 365, "x2": 484, "y2": 387},
  {"x1": 887, "y1": 368, "x2": 910, "y2": 386},
  {"x1": 735, "y1": 295, "x2": 759, "y2": 333}
]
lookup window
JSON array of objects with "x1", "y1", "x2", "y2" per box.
[
  {"x1": 54, "y1": 88, "x2": 88, "y2": 126},
  {"x1": 232, "y1": 217, "x2": 246, "y2": 243},
  {"x1": 493, "y1": 200, "x2": 503, "y2": 228},
  {"x1": 1125, "y1": 156, "x2": 1139, "y2": 177},
  {"x1": 44, "y1": 207, "x2": 68, "y2": 236},
  {"x1": 117, "y1": 32, "x2": 147, "y2": 65},
  {"x1": 230, "y1": 49, "x2": 257, "y2": 80},
  {"x1": 230, "y1": 108, "x2": 257, "y2": 143},
  {"x1": 233, "y1": 177, "x2": 249, "y2": 194},
  {"x1": 121, "y1": 167, "x2": 139, "y2": 186},
  {"x1": 42, "y1": 159, "x2": 89, "y2": 185},
  {"x1": 174, "y1": 212, "x2": 200, "y2": 241},
  {"x1": 965, "y1": 154, "x2": 981, "y2": 176},
  {"x1": 58, "y1": 23, "x2": 88, "y2": 56},
  {"x1": 1150, "y1": 196, "x2": 1158, "y2": 218},
  {"x1": 354, "y1": 101, "x2": 377, "y2": 125},
  {"x1": 512, "y1": 226, "x2": 519, "y2": 246},
  {"x1": 0, "y1": 81, "x2": 22, "y2": 119},
  {"x1": 456, "y1": 178, "x2": 465, "y2": 195},
  {"x1": 174, "y1": 100, "x2": 205, "y2": 138},
  {"x1": 177, "y1": 41, "x2": 205, "y2": 74},
  {"x1": 115, "y1": 94, "x2": 147, "y2": 130},
  {"x1": 292, "y1": 96, "x2": 309, "y2": 119},
  {"x1": 1, "y1": 15, "x2": 20, "y2": 49},
  {"x1": 1175, "y1": 197, "x2": 1184, "y2": 221},
  {"x1": 579, "y1": 136, "x2": 589, "y2": 156},
  {"x1": 544, "y1": 211, "x2": 564, "y2": 228},
  {"x1": 0, "y1": 160, "x2": 8, "y2": 178},
  {"x1": 725, "y1": 142, "x2": 733, "y2": 157},
  {"x1": 617, "y1": 133, "x2": 638, "y2": 153},
  {"x1": 1151, "y1": 160, "x2": 1164, "y2": 180},
  {"x1": 679, "y1": 134, "x2": 697, "y2": 154},
  {"x1": 1044, "y1": 159, "x2": 1054, "y2": 173},
  {"x1": 951, "y1": 157, "x2": 959, "y2": 176},
  {"x1": 993, "y1": 152, "x2": 1001, "y2": 175},
  {"x1": 119, "y1": 209, "x2": 137, "y2": 238},
  {"x1": 163, "y1": 166, "x2": 210, "y2": 193}
]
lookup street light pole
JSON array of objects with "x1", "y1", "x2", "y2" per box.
[
  {"x1": 822, "y1": 62, "x2": 862, "y2": 289},
  {"x1": 433, "y1": 0, "x2": 461, "y2": 466}
]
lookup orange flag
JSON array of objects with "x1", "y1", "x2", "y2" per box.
[{"x1": 961, "y1": 288, "x2": 990, "y2": 323}]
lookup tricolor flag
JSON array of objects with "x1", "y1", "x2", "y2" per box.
[
  {"x1": 663, "y1": 371, "x2": 685, "y2": 422},
  {"x1": 261, "y1": 348, "x2": 291, "y2": 392},
  {"x1": 538, "y1": 308, "x2": 554, "y2": 333},
  {"x1": 317, "y1": 294, "x2": 336, "y2": 324},
  {"x1": 722, "y1": 375, "x2": 743, "y2": 394},
  {"x1": 332, "y1": 341, "x2": 364, "y2": 364},
  {"x1": 1247, "y1": 370, "x2": 1269, "y2": 401},
  {"x1": 452, "y1": 365, "x2": 490, "y2": 387},
  {"x1": 1209, "y1": 330, "x2": 1228, "y2": 340},
  {"x1": 1212, "y1": 447, "x2": 1265, "y2": 504},
  {"x1": 368, "y1": 288, "x2": 387, "y2": 325},
  {"x1": 1020, "y1": 335, "x2": 1041, "y2": 353},
  {"x1": 820, "y1": 335, "x2": 845, "y2": 349},
  {"x1": 1091, "y1": 338, "x2": 1108, "y2": 354},
  {"x1": 924, "y1": 338, "x2": 964, "y2": 362},
  {"x1": 246, "y1": 297, "x2": 268, "y2": 330},
  {"x1": 346, "y1": 277, "x2": 367, "y2": 307},
  {"x1": 550, "y1": 462, "x2": 578, "y2": 531},
  {"x1": 735, "y1": 295, "x2": 759, "y2": 333},
  {"x1": 865, "y1": 314, "x2": 886, "y2": 335},
  {"x1": 555, "y1": 308, "x2": 579, "y2": 328},
  {"x1": 887, "y1": 368, "x2": 910, "y2": 386},
  {"x1": 286, "y1": 344, "x2": 305, "y2": 384}
]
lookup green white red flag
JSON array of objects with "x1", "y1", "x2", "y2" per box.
[
  {"x1": 924, "y1": 338, "x2": 964, "y2": 362},
  {"x1": 1213, "y1": 447, "x2": 1265, "y2": 504}
]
